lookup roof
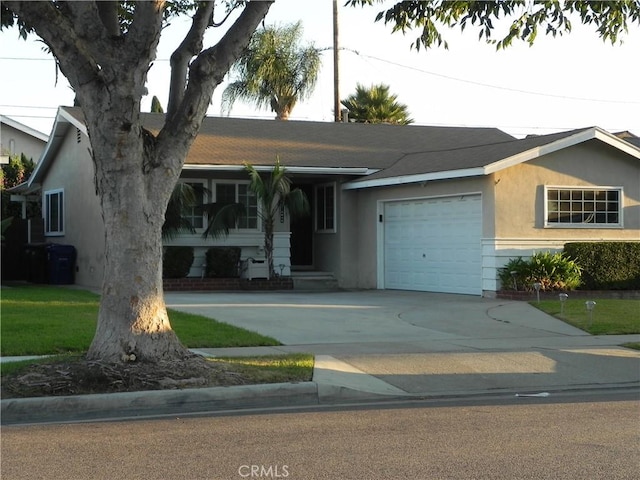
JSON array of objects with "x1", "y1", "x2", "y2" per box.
[
  {"x1": 60, "y1": 106, "x2": 514, "y2": 171},
  {"x1": 0, "y1": 115, "x2": 49, "y2": 143},
  {"x1": 24, "y1": 106, "x2": 640, "y2": 192}
]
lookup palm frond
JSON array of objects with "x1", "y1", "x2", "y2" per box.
[{"x1": 202, "y1": 202, "x2": 246, "y2": 240}]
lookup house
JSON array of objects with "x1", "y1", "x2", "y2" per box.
[
  {"x1": 17, "y1": 106, "x2": 640, "y2": 296},
  {"x1": 0, "y1": 115, "x2": 49, "y2": 164}
]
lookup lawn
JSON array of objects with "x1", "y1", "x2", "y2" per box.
[
  {"x1": 1, "y1": 285, "x2": 314, "y2": 394},
  {"x1": 531, "y1": 298, "x2": 640, "y2": 335},
  {"x1": 0, "y1": 285, "x2": 280, "y2": 356}
]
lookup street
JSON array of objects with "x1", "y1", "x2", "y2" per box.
[{"x1": 1, "y1": 392, "x2": 638, "y2": 480}]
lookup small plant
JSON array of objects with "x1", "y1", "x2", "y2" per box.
[
  {"x1": 162, "y1": 246, "x2": 194, "y2": 278},
  {"x1": 499, "y1": 251, "x2": 582, "y2": 291},
  {"x1": 205, "y1": 246, "x2": 241, "y2": 278}
]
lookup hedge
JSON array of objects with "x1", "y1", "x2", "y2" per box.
[
  {"x1": 205, "y1": 246, "x2": 241, "y2": 278},
  {"x1": 162, "y1": 246, "x2": 194, "y2": 278},
  {"x1": 563, "y1": 242, "x2": 640, "y2": 290}
]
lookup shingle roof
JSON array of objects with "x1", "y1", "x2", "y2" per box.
[
  {"x1": 356, "y1": 128, "x2": 591, "y2": 182},
  {"x1": 61, "y1": 106, "x2": 514, "y2": 170}
]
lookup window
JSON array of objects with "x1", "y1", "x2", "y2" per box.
[
  {"x1": 545, "y1": 186, "x2": 622, "y2": 227},
  {"x1": 44, "y1": 189, "x2": 64, "y2": 235},
  {"x1": 215, "y1": 182, "x2": 258, "y2": 229},
  {"x1": 315, "y1": 183, "x2": 335, "y2": 232},
  {"x1": 180, "y1": 181, "x2": 205, "y2": 229}
]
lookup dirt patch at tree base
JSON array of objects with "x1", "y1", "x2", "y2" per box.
[{"x1": 1, "y1": 355, "x2": 252, "y2": 399}]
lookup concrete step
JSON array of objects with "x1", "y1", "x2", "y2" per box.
[{"x1": 291, "y1": 272, "x2": 339, "y2": 291}]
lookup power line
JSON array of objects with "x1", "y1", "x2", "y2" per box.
[{"x1": 337, "y1": 48, "x2": 640, "y2": 105}]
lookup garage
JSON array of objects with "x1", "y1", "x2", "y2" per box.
[{"x1": 383, "y1": 195, "x2": 482, "y2": 295}]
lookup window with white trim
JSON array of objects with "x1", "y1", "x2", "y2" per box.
[
  {"x1": 545, "y1": 186, "x2": 622, "y2": 227},
  {"x1": 215, "y1": 182, "x2": 258, "y2": 229},
  {"x1": 44, "y1": 189, "x2": 64, "y2": 235},
  {"x1": 315, "y1": 183, "x2": 335, "y2": 232},
  {"x1": 181, "y1": 180, "x2": 206, "y2": 229}
]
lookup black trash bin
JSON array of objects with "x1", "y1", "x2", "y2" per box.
[
  {"x1": 47, "y1": 244, "x2": 77, "y2": 285},
  {"x1": 24, "y1": 243, "x2": 49, "y2": 284}
]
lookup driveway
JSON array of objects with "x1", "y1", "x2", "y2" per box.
[
  {"x1": 164, "y1": 290, "x2": 585, "y2": 346},
  {"x1": 165, "y1": 290, "x2": 640, "y2": 397}
]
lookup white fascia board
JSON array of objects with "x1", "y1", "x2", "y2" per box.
[
  {"x1": 484, "y1": 127, "x2": 640, "y2": 175},
  {"x1": 593, "y1": 127, "x2": 640, "y2": 158},
  {"x1": 0, "y1": 115, "x2": 49, "y2": 142},
  {"x1": 342, "y1": 167, "x2": 484, "y2": 190},
  {"x1": 58, "y1": 107, "x2": 88, "y2": 135},
  {"x1": 28, "y1": 108, "x2": 78, "y2": 187},
  {"x1": 183, "y1": 164, "x2": 376, "y2": 176}
]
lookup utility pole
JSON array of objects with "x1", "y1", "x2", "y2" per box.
[{"x1": 333, "y1": 0, "x2": 341, "y2": 122}]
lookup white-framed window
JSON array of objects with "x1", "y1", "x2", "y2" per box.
[
  {"x1": 545, "y1": 186, "x2": 623, "y2": 228},
  {"x1": 315, "y1": 183, "x2": 336, "y2": 232},
  {"x1": 214, "y1": 182, "x2": 259, "y2": 230},
  {"x1": 180, "y1": 179, "x2": 206, "y2": 230},
  {"x1": 44, "y1": 188, "x2": 64, "y2": 235}
]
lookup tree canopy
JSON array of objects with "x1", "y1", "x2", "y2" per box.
[
  {"x1": 221, "y1": 21, "x2": 321, "y2": 120},
  {"x1": 347, "y1": 1, "x2": 640, "y2": 50},
  {"x1": 341, "y1": 83, "x2": 413, "y2": 125}
]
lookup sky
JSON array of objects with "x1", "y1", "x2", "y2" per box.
[{"x1": 1, "y1": 0, "x2": 639, "y2": 139}]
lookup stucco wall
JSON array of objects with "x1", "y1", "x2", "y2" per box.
[
  {"x1": 493, "y1": 140, "x2": 640, "y2": 239},
  {"x1": 42, "y1": 126, "x2": 105, "y2": 288},
  {"x1": 1, "y1": 123, "x2": 47, "y2": 162}
]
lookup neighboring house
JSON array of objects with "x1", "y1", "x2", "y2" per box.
[
  {"x1": 17, "y1": 106, "x2": 640, "y2": 296},
  {"x1": 0, "y1": 115, "x2": 49, "y2": 164}
]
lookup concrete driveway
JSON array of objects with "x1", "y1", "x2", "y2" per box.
[{"x1": 165, "y1": 290, "x2": 640, "y2": 398}]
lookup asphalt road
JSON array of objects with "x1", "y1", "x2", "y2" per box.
[{"x1": 1, "y1": 392, "x2": 638, "y2": 480}]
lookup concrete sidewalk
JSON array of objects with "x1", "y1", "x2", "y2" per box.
[{"x1": 2, "y1": 290, "x2": 639, "y2": 424}]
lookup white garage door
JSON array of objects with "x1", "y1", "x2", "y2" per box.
[{"x1": 384, "y1": 195, "x2": 482, "y2": 295}]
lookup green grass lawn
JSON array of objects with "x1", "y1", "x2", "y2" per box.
[
  {"x1": 0, "y1": 285, "x2": 280, "y2": 356},
  {"x1": 531, "y1": 298, "x2": 640, "y2": 335}
]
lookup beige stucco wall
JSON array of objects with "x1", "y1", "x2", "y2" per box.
[
  {"x1": 493, "y1": 140, "x2": 640, "y2": 239},
  {"x1": 42, "y1": 127, "x2": 105, "y2": 288}
]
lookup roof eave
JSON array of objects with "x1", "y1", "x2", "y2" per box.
[{"x1": 342, "y1": 167, "x2": 485, "y2": 190}]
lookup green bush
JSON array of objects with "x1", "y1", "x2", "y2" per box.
[
  {"x1": 498, "y1": 251, "x2": 582, "y2": 292},
  {"x1": 205, "y1": 247, "x2": 241, "y2": 278},
  {"x1": 563, "y1": 242, "x2": 640, "y2": 290},
  {"x1": 162, "y1": 246, "x2": 194, "y2": 278}
]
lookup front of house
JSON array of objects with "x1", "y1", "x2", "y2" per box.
[{"x1": 18, "y1": 106, "x2": 640, "y2": 296}]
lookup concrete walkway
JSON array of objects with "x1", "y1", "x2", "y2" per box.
[{"x1": 2, "y1": 290, "x2": 639, "y2": 424}]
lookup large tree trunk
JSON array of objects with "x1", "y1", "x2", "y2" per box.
[
  {"x1": 85, "y1": 114, "x2": 188, "y2": 363},
  {"x1": 5, "y1": 0, "x2": 273, "y2": 364}
]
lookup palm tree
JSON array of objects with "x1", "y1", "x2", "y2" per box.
[
  {"x1": 245, "y1": 157, "x2": 310, "y2": 277},
  {"x1": 341, "y1": 83, "x2": 413, "y2": 125},
  {"x1": 222, "y1": 22, "x2": 321, "y2": 120}
]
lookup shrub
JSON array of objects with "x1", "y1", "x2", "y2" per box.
[
  {"x1": 563, "y1": 242, "x2": 640, "y2": 290},
  {"x1": 498, "y1": 251, "x2": 581, "y2": 292},
  {"x1": 205, "y1": 247, "x2": 241, "y2": 278},
  {"x1": 162, "y1": 246, "x2": 194, "y2": 278}
]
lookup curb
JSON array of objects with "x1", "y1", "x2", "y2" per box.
[
  {"x1": 0, "y1": 381, "x2": 409, "y2": 425},
  {"x1": 1, "y1": 382, "x2": 319, "y2": 425}
]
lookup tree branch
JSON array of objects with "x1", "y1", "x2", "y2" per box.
[
  {"x1": 156, "y1": 1, "x2": 273, "y2": 172},
  {"x1": 167, "y1": 1, "x2": 215, "y2": 118},
  {"x1": 3, "y1": 1, "x2": 101, "y2": 91}
]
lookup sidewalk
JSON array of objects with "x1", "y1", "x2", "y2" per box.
[{"x1": 2, "y1": 290, "x2": 639, "y2": 424}]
